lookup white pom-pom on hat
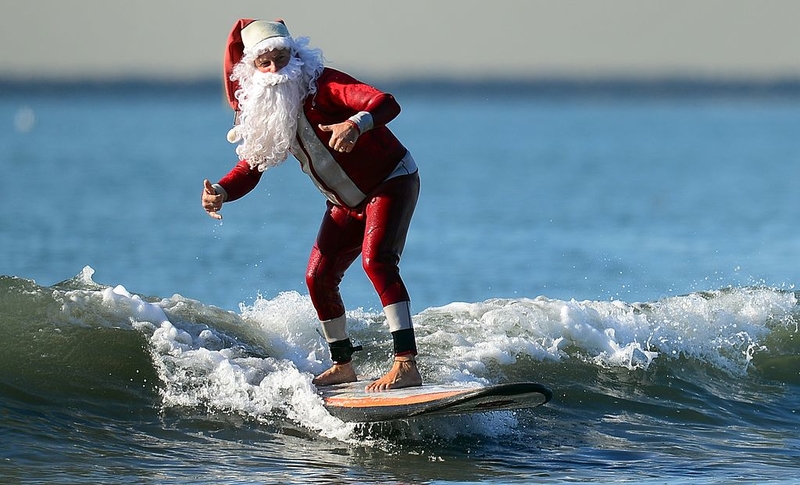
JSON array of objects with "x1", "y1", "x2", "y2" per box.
[{"x1": 226, "y1": 126, "x2": 241, "y2": 143}]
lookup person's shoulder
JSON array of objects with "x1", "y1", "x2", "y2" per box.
[{"x1": 318, "y1": 67, "x2": 360, "y2": 84}]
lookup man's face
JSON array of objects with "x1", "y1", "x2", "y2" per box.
[{"x1": 254, "y1": 49, "x2": 292, "y2": 74}]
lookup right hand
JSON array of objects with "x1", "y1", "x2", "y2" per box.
[
  {"x1": 318, "y1": 121, "x2": 360, "y2": 153},
  {"x1": 201, "y1": 179, "x2": 223, "y2": 220}
]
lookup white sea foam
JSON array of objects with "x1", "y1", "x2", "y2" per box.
[
  {"x1": 54, "y1": 269, "x2": 798, "y2": 442},
  {"x1": 62, "y1": 283, "x2": 355, "y2": 440},
  {"x1": 416, "y1": 287, "x2": 796, "y2": 378},
  {"x1": 148, "y1": 317, "x2": 355, "y2": 440},
  {"x1": 237, "y1": 291, "x2": 327, "y2": 374}
]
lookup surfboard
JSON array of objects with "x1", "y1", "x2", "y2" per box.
[{"x1": 319, "y1": 381, "x2": 552, "y2": 422}]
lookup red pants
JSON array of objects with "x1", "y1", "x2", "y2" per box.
[{"x1": 306, "y1": 172, "x2": 420, "y2": 321}]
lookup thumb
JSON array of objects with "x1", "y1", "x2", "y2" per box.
[
  {"x1": 203, "y1": 179, "x2": 217, "y2": 195},
  {"x1": 318, "y1": 123, "x2": 333, "y2": 132}
]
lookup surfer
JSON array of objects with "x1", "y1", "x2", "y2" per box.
[{"x1": 200, "y1": 19, "x2": 422, "y2": 391}]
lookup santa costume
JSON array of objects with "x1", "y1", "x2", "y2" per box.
[{"x1": 213, "y1": 19, "x2": 420, "y2": 369}]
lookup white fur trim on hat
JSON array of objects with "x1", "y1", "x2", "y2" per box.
[
  {"x1": 249, "y1": 36, "x2": 293, "y2": 56},
  {"x1": 241, "y1": 20, "x2": 292, "y2": 55}
]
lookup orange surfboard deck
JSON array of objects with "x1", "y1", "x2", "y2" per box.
[{"x1": 318, "y1": 381, "x2": 552, "y2": 422}]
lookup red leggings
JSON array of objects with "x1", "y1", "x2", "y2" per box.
[{"x1": 306, "y1": 172, "x2": 420, "y2": 321}]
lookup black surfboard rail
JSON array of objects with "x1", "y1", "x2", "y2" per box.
[{"x1": 320, "y1": 381, "x2": 553, "y2": 423}]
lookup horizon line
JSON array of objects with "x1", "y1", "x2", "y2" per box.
[{"x1": 4, "y1": 76, "x2": 800, "y2": 98}]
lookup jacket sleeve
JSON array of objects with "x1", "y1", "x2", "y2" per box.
[
  {"x1": 217, "y1": 160, "x2": 263, "y2": 202},
  {"x1": 321, "y1": 69, "x2": 401, "y2": 128},
  {"x1": 362, "y1": 93, "x2": 401, "y2": 128}
]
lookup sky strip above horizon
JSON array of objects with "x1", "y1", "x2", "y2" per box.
[{"x1": 2, "y1": 1, "x2": 799, "y2": 82}]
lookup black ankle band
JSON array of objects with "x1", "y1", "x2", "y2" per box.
[
  {"x1": 329, "y1": 338, "x2": 363, "y2": 364},
  {"x1": 391, "y1": 328, "x2": 417, "y2": 356}
]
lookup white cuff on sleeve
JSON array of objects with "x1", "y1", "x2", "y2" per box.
[
  {"x1": 384, "y1": 301, "x2": 413, "y2": 333},
  {"x1": 348, "y1": 111, "x2": 374, "y2": 133},
  {"x1": 211, "y1": 183, "x2": 228, "y2": 202},
  {"x1": 320, "y1": 314, "x2": 348, "y2": 343}
]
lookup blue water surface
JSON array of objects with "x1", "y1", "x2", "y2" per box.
[
  {"x1": 3, "y1": 85, "x2": 799, "y2": 312},
  {"x1": 1, "y1": 82, "x2": 799, "y2": 484}
]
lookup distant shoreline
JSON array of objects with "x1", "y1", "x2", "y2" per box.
[{"x1": 3, "y1": 77, "x2": 800, "y2": 99}]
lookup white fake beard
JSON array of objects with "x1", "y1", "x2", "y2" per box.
[{"x1": 234, "y1": 56, "x2": 307, "y2": 172}]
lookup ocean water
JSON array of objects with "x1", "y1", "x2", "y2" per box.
[{"x1": 1, "y1": 81, "x2": 799, "y2": 484}]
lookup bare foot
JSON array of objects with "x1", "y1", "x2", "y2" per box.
[
  {"x1": 365, "y1": 357, "x2": 422, "y2": 392},
  {"x1": 312, "y1": 362, "x2": 357, "y2": 386}
]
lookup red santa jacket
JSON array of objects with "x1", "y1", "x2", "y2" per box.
[{"x1": 218, "y1": 68, "x2": 408, "y2": 209}]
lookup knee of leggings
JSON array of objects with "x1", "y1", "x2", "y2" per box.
[
  {"x1": 305, "y1": 268, "x2": 318, "y2": 293},
  {"x1": 362, "y1": 256, "x2": 399, "y2": 280}
]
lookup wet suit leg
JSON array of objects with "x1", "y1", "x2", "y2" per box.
[{"x1": 306, "y1": 172, "x2": 420, "y2": 362}]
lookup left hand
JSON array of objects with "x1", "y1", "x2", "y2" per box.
[
  {"x1": 319, "y1": 121, "x2": 360, "y2": 153},
  {"x1": 201, "y1": 179, "x2": 224, "y2": 220}
]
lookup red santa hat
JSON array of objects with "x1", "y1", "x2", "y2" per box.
[{"x1": 223, "y1": 18, "x2": 293, "y2": 111}]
